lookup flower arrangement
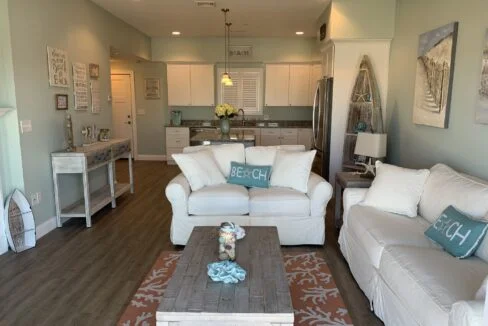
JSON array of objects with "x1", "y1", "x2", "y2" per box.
[{"x1": 215, "y1": 103, "x2": 238, "y2": 119}]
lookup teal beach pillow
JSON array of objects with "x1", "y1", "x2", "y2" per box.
[
  {"x1": 425, "y1": 206, "x2": 488, "y2": 259},
  {"x1": 227, "y1": 162, "x2": 272, "y2": 188}
]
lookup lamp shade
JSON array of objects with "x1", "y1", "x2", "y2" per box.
[{"x1": 354, "y1": 133, "x2": 387, "y2": 158}]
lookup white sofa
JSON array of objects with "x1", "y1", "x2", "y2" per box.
[
  {"x1": 339, "y1": 163, "x2": 488, "y2": 326},
  {"x1": 165, "y1": 144, "x2": 333, "y2": 246}
]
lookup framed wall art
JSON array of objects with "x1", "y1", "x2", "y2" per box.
[
  {"x1": 144, "y1": 78, "x2": 161, "y2": 99},
  {"x1": 475, "y1": 29, "x2": 488, "y2": 124},
  {"x1": 412, "y1": 22, "x2": 458, "y2": 128},
  {"x1": 47, "y1": 46, "x2": 69, "y2": 88},
  {"x1": 89, "y1": 63, "x2": 100, "y2": 79},
  {"x1": 55, "y1": 94, "x2": 68, "y2": 110}
]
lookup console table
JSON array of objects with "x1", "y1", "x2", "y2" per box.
[{"x1": 51, "y1": 139, "x2": 134, "y2": 228}]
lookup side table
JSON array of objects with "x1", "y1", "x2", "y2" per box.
[{"x1": 335, "y1": 172, "x2": 373, "y2": 228}]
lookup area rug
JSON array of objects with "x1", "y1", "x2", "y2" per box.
[{"x1": 118, "y1": 251, "x2": 353, "y2": 326}]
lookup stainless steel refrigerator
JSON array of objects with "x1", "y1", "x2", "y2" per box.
[{"x1": 312, "y1": 77, "x2": 333, "y2": 181}]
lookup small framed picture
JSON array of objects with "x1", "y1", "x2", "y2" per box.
[
  {"x1": 145, "y1": 78, "x2": 161, "y2": 99},
  {"x1": 89, "y1": 63, "x2": 99, "y2": 79},
  {"x1": 55, "y1": 94, "x2": 68, "y2": 110}
]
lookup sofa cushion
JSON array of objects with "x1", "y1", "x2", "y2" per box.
[
  {"x1": 379, "y1": 245, "x2": 488, "y2": 326},
  {"x1": 184, "y1": 143, "x2": 245, "y2": 177},
  {"x1": 245, "y1": 145, "x2": 305, "y2": 166},
  {"x1": 188, "y1": 184, "x2": 249, "y2": 216},
  {"x1": 249, "y1": 187, "x2": 310, "y2": 217},
  {"x1": 347, "y1": 205, "x2": 438, "y2": 268},
  {"x1": 270, "y1": 150, "x2": 316, "y2": 193}
]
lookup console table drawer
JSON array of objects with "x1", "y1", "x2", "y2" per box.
[{"x1": 86, "y1": 148, "x2": 112, "y2": 169}]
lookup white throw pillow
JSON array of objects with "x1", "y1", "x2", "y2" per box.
[
  {"x1": 245, "y1": 145, "x2": 305, "y2": 166},
  {"x1": 475, "y1": 275, "x2": 488, "y2": 300},
  {"x1": 183, "y1": 143, "x2": 245, "y2": 177},
  {"x1": 360, "y1": 161, "x2": 430, "y2": 218},
  {"x1": 172, "y1": 150, "x2": 226, "y2": 191},
  {"x1": 270, "y1": 150, "x2": 316, "y2": 193}
]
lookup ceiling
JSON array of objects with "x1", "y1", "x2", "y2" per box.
[{"x1": 91, "y1": 0, "x2": 330, "y2": 38}]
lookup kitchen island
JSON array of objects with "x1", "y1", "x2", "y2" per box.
[{"x1": 190, "y1": 129, "x2": 255, "y2": 147}]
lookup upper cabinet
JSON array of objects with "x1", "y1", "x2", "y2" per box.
[
  {"x1": 265, "y1": 64, "x2": 290, "y2": 107},
  {"x1": 167, "y1": 64, "x2": 215, "y2": 106},
  {"x1": 265, "y1": 64, "x2": 321, "y2": 107}
]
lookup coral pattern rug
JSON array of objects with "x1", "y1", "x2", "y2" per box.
[{"x1": 118, "y1": 251, "x2": 353, "y2": 326}]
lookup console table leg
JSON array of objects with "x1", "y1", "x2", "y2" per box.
[
  {"x1": 129, "y1": 153, "x2": 134, "y2": 193},
  {"x1": 52, "y1": 169, "x2": 62, "y2": 227},
  {"x1": 108, "y1": 162, "x2": 116, "y2": 208},
  {"x1": 82, "y1": 170, "x2": 92, "y2": 227}
]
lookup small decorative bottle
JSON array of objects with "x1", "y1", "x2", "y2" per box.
[
  {"x1": 65, "y1": 113, "x2": 74, "y2": 152},
  {"x1": 218, "y1": 222, "x2": 236, "y2": 261}
]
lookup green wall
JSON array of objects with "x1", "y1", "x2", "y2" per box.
[
  {"x1": 0, "y1": 0, "x2": 24, "y2": 200},
  {"x1": 6, "y1": 0, "x2": 151, "y2": 226},
  {"x1": 387, "y1": 0, "x2": 488, "y2": 179}
]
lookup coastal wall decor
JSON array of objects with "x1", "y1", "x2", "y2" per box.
[
  {"x1": 73, "y1": 63, "x2": 89, "y2": 110},
  {"x1": 229, "y1": 45, "x2": 253, "y2": 59},
  {"x1": 91, "y1": 80, "x2": 101, "y2": 114},
  {"x1": 413, "y1": 22, "x2": 458, "y2": 128},
  {"x1": 55, "y1": 94, "x2": 68, "y2": 110},
  {"x1": 47, "y1": 46, "x2": 69, "y2": 87},
  {"x1": 144, "y1": 78, "x2": 161, "y2": 99},
  {"x1": 475, "y1": 29, "x2": 488, "y2": 124},
  {"x1": 89, "y1": 63, "x2": 100, "y2": 79}
]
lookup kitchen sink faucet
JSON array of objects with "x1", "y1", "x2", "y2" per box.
[{"x1": 238, "y1": 108, "x2": 245, "y2": 126}]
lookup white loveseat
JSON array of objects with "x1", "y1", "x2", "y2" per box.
[
  {"x1": 339, "y1": 163, "x2": 488, "y2": 326},
  {"x1": 165, "y1": 144, "x2": 333, "y2": 246}
]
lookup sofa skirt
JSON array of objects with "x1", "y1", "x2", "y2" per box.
[{"x1": 170, "y1": 214, "x2": 325, "y2": 246}]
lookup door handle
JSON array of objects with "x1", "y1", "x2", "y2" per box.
[{"x1": 127, "y1": 121, "x2": 132, "y2": 125}]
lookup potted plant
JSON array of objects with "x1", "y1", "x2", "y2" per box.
[{"x1": 215, "y1": 103, "x2": 238, "y2": 135}]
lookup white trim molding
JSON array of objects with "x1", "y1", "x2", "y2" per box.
[
  {"x1": 138, "y1": 154, "x2": 167, "y2": 161},
  {"x1": 36, "y1": 216, "x2": 57, "y2": 240}
]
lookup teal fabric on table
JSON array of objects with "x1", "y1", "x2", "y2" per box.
[
  {"x1": 425, "y1": 206, "x2": 488, "y2": 258},
  {"x1": 227, "y1": 161, "x2": 272, "y2": 188},
  {"x1": 207, "y1": 261, "x2": 246, "y2": 284}
]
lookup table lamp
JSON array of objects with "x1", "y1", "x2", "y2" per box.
[{"x1": 354, "y1": 133, "x2": 387, "y2": 177}]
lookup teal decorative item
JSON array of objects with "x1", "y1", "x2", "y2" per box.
[
  {"x1": 207, "y1": 261, "x2": 246, "y2": 284},
  {"x1": 425, "y1": 206, "x2": 488, "y2": 258},
  {"x1": 227, "y1": 162, "x2": 272, "y2": 188},
  {"x1": 354, "y1": 121, "x2": 368, "y2": 133}
]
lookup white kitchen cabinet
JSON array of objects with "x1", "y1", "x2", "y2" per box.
[
  {"x1": 166, "y1": 127, "x2": 190, "y2": 165},
  {"x1": 190, "y1": 65, "x2": 215, "y2": 106},
  {"x1": 309, "y1": 64, "x2": 323, "y2": 106},
  {"x1": 289, "y1": 65, "x2": 311, "y2": 106},
  {"x1": 167, "y1": 64, "x2": 214, "y2": 106},
  {"x1": 298, "y1": 128, "x2": 313, "y2": 149},
  {"x1": 280, "y1": 128, "x2": 298, "y2": 145},
  {"x1": 260, "y1": 128, "x2": 282, "y2": 146},
  {"x1": 265, "y1": 65, "x2": 290, "y2": 107}
]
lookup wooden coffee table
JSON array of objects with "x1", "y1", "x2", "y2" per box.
[{"x1": 156, "y1": 226, "x2": 294, "y2": 326}]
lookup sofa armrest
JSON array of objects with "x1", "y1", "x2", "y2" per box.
[
  {"x1": 307, "y1": 172, "x2": 333, "y2": 218},
  {"x1": 165, "y1": 173, "x2": 191, "y2": 217},
  {"x1": 343, "y1": 188, "x2": 368, "y2": 226},
  {"x1": 448, "y1": 300, "x2": 485, "y2": 326}
]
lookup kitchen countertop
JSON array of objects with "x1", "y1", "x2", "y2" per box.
[
  {"x1": 166, "y1": 119, "x2": 312, "y2": 129},
  {"x1": 190, "y1": 130, "x2": 256, "y2": 147}
]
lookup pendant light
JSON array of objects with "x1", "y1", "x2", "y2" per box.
[
  {"x1": 224, "y1": 21, "x2": 233, "y2": 86},
  {"x1": 221, "y1": 8, "x2": 233, "y2": 86}
]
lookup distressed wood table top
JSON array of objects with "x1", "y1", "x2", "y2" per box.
[{"x1": 157, "y1": 226, "x2": 294, "y2": 324}]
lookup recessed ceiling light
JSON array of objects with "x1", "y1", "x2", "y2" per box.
[
  {"x1": 172, "y1": 31, "x2": 181, "y2": 36},
  {"x1": 296, "y1": 31, "x2": 304, "y2": 35}
]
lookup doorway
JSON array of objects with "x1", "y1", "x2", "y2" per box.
[{"x1": 111, "y1": 72, "x2": 138, "y2": 159}]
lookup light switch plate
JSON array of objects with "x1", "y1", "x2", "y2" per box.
[{"x1": 20, "y1": 120, "x2": 32, "y2": 133}]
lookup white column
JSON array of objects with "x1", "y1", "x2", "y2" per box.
[{"x1": 0, "y1": 171, "x2": 9, "y2": 254}]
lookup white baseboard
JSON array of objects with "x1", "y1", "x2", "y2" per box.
[
  {"x1": 137, "y1": 154, "x2": 167, "y2": 161},
  {"x1": 36, "y1": 216, "x2": 57, "y2": 240}
]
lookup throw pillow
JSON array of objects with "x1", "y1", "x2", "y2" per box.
[
  {"x1": 270, "y1": 150, "x2": 316, "y2": 193},
  {"x1": 425, "y1": 206, "x2": 488, "y2": 259},
  {"x1": 227, "y1": 162, "x2": 272, "y2": 188},
  {"x1": 172, "y1": 150, "x2": 226, "y2": 191},
  {"x1": 183, "y1": 143, "x2": 245, "y2": 177},
  {"x1": 245, "y1": 145, "x2": 305, "y2": 166},
  {"x1": 360, "y1": 161, "x2": 430, "y2": 217},
  {"x1": 475, "y1": 275, "x2": 488, "y2": 300}
]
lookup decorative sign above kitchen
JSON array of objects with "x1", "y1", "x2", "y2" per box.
[{"x1": 229, "y1": 45, "x2": 253, "y2": 58}]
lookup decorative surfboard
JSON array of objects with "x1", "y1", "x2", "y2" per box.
[
  {"x1": 342, "y1": 55, "x2": 384, "y2": 170},
  {"x1": 4, "y1": 189, "x2": 36, "y2": 253}
]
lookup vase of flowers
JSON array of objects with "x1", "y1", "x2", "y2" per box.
[{"x1": 215, "y1": 103, "x2": 238, "y2": 135}]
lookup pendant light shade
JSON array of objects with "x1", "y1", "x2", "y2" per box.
[{"x1": 221, "y1": 9, "x2": 232, "y2": 86}]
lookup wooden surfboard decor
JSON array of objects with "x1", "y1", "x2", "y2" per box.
[
  {"x1": 342, "y1": 55, "x2": 384, "y2": 170},
  {"x1": 4, "y1": 189, "x2": 36, "y2": 253}
]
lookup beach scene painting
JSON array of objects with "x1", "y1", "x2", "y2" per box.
[
  {"x1": 475, "y1": 29, "x2": 488, "y2": 124},
  {"x1": 413, "y1": 22, "x2": 458, "y2": 128}
]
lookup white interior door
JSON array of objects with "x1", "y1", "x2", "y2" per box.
[{"x1": 111, "y1": 74, "x2": 135, "y2": 150}]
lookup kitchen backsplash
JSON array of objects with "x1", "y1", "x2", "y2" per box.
[{"x1": 170, "y1": 106, "x2": 313, "y2": 122}]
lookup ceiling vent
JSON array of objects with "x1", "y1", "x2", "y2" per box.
[{"x1": 194, "y1": 1, "x2": 216, "y2": 8}]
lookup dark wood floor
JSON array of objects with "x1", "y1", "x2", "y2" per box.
[{"x1": 0, "y1": 161, "x2": 382, "y2": 326}]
